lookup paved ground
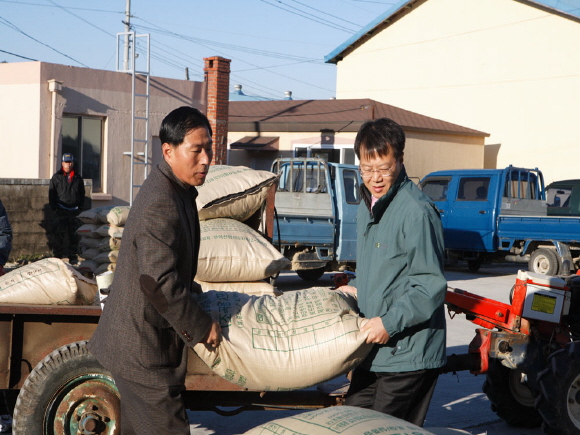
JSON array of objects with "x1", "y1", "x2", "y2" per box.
[{"x1": 186, "y1": 264, "x2": 545, "y2": 435}]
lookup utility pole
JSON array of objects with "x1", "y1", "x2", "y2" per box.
[{"x1": 123, "y1": 0, "x2": 131, "y2": 71}]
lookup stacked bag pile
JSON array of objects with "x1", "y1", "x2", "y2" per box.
[
  {"x1": 191, "y1": 166, "x2": 372, "y2": 392},
  {"x1": 76, "y1": 206, "x2": 130, "y2": 276},
  {"x1": 193, "y1": 165, "x2": 290, "y2": 296}
]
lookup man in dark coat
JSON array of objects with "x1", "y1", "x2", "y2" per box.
[
  {"x1": 48, "y1": 153, "x2": 85, "y2": 263},
  {"x1": 88, "y1": 106, "x2": 222, "y2": 434}
]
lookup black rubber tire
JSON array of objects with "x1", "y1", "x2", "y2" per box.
[
  {"x1": 1, "y1": 389, "x2": 18, "y2": 415},
  {"x1": 467, "y1": 260, "x2": 482, "y2": 272},
  {"x1": 296, "y1": 267, "x2": 325, "y2": 282},
  {"x1": 12, "y1": 340, "x2": 120, "y2": 435},
  {"x1": 482, "y1": 358, "x2": 542, "y2": 428},
  {"x1": 536, "y1": 342, "x2": 580, "y2": 435},
  {"x1": 529, "y1": 248, "x2": 560, "y2": 275}
]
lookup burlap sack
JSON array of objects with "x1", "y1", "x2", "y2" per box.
[
  {"x1": 0, "y1": 258, "x2": 97, "y2": 305},
  {"x1": 78, "y1": 206, "x2": 113, "y2": 224},
  {"x1": 95, "y1": 224, "x2": 124, "y2": 239},
  {"x1": 193, "y1": 287, "x2": 371, "y2": 391},
  {"x1": 99, "y1": 206, "x2": 131, "y2": 226},
  {"x1": 196, "y1": 280, "x2": 281, "y2": 296},
  {"x1": 96, "y1": 237, "x2": 121, "y2": 253},
  {"x1": 77, "y1": 260, "x2": 98, "y2": 274},
  {"x1": 79, "y1": 248, "x2": 99, "y2": 260},
  {"x1": 95, "y1": 262, "x2": 116, "y2": 275},
  {"x1": 196, "y1": 165, "x2": 277, "y2": 222},
  {"x1": 196, "y1": 218, "x2": 290, "y2": 282},
  {"x1": 77, "y1": 223, "x2": 100, "y2": 238},
  {"x1": 79, "y1": 237, "x2": 101, "y2": 249},
  {"x1": 93, "y1": 250, "x2": 118, "y2": 264},
  {"x1": 242, "y1": 406, "x2": 443, "y2": 435}
]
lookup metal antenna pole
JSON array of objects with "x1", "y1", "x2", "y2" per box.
[{"x1": 123, "y1": 0, "x2": 131, "y2": 70}]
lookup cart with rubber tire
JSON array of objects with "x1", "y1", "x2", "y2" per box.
[
  {"x1": 0, "y1": 304, "x2": 344, "y2": 435},
  {"x1": 443, "y1": 270, "x2": 580, "y2": 435}
]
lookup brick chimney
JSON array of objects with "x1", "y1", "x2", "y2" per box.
[{"x1": 204, "y1": 56, "x2": 231, "y2": 165}]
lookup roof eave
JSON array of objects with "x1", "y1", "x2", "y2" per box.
[{"x1": 324, "y1": 0, "x2": 418, "y2": 64}]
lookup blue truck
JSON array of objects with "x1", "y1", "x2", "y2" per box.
[
  {"x1": 271, "y1": 158, "x2": 362, "y2": 281},
  {"x1": 420, "y1": 166, "x2": 580, "y2": 274}
]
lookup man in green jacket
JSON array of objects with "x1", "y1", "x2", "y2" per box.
[{"x1": 342, "y1": 117, "x2": 447, "y2": 427}]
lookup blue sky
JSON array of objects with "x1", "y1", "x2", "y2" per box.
[{"x1": 0, "y1": 0, "x2": 395, "y2": 100}]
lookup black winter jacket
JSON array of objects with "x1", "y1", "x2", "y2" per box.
[{"x1": 49, "y1": 169, "x2": 85, "y2": 212}]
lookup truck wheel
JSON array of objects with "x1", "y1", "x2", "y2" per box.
[
  {"x1": 467, "y1": 260, "x2": 481, "y2": 272},
  {"x1": 536, "y1": 342, "x2": 580, "y2": 435},
  {"x1": 12, "y1": 340, "x2": 119, "y2": 435},
  {"x1": 296, "y1": 267, "x2": 325, "y2": 282},
  {"x1": 529, "y1": 248, "x2": 559, "y2": 275},
  {"x1": 482, "y1": 358, "x2": 542, "y2": 427}
]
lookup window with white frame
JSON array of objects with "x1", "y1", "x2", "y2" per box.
[{"x1": 62, "y1": 115, "x2": 104, "y2": 192}]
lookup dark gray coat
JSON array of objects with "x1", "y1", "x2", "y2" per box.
[{"x1": 88, "y1": 159, "x2": 213, "y2": 384}]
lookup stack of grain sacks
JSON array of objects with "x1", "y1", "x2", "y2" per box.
[
  {"x1": 194, "y1": 165, "x2": 290, "y2": 296},
  {"x1": 76, "y1": 206, "x2": 130, "y2": 276},
  {"x1": 75, "y1": 165, "x2": 289, "y2": 295}
]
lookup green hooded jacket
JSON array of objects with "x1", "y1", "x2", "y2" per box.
[{"x1": 350, "y1": 165, "x2": 447, "y2": 373}]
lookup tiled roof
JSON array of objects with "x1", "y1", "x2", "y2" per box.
[
  {"x1": 325, "y1": 0, "x2": 580, "y2": 64},
  {"x1": 229, "y1": 98, "x2": 488, "y2": 137}
]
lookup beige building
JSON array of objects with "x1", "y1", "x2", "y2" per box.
[
  {"x1": 0, "y1": 57, "x2": 231, "y2": 206},
  {"x1": 228, "y1": 98, "x2": 488, "y2": 181},
  {"x1": 326, "y1": 0, "x2": 580, "y2": 185}
]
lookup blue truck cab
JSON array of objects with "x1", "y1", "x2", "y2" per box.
[
  {"x1": 271, "y1": 158, "x2": 362, "y2": 281},
  {"x1": 420, "y1": 166, "x2": 580, "y2": 274}
]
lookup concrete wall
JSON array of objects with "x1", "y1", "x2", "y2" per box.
[
  {"x1": 334, "y1": 0, "x2": 580, "y2": 184},
  {"x1": 0, "y1": 179, "x2": 92, "y2": 261}
]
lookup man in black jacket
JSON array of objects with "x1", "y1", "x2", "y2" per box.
[{"x1": 49, "y1": 153, "x2": 85, "y2": 264}]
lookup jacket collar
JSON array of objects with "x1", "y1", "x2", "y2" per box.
[
  {"x1": 362, "y1": 164, "x2": 408, "y2": 222},
  {"x1": 158, "y1": 159, "x2": 199, "y2": 200}
]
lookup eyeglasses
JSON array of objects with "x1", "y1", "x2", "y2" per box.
[{"x1": 358, "y1": 162, "x2": 397, "y2": 179}]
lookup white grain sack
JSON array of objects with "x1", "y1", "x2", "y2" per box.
[
  {"x1": 196, "y1": 218, "x2": 290, "y2": 282},
  {"x1": 242, "y1": 406, "x2": 444, "y2": 435},
  {"x1": 193, "y1": 287, "x2": 371, "y2": 391},
  {"x1": 99, "y1": 206, "x2": 131, "y2": 226},
  {"x1": 0, "y1": 258, "x2": 97, "y2": 305},
  {"x1": 196, "y1": 165, "x2": 277, "y2": 222},
  {"x1": 196, "y1": 280, "x2": 281, "y2": 296}
]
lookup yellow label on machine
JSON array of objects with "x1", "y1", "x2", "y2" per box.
[{"x1": 531, "y1": 293, "x2": 557, "y2": 314}]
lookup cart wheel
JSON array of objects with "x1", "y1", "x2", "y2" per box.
[
  {"x1": 536, "y1": 342, "x2": 580, "y2": 435},
  {"x1": 296, "y1": 267, "x2": 325, "y2": 282},
  {"x1": 12, "y1": 341, "x2": 120, "y2": 435},
  {"x1": 529, "y1": 248, "x2": 560, "y2": 275},
  {"x1": 482, "y1": 358, "x2": 542, "y2": 428}
]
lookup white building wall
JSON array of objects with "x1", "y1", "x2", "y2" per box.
[
  {"x1": 335, "y1": 0, "x2": 580, "y2": 183},
  {"x1": 0, "y1": 64, "x2": 42, "y2": 178}
]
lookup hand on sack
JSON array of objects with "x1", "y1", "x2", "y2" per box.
[
  {"x1": 201, "y1": 321, "x2": 222, "y2": 349},
  {"x1": 336, "y1": 285, "x2": 357, "y2": 294},
  {"x1": 361, "y1": 316, "x2": 390, "y2": 345}
]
